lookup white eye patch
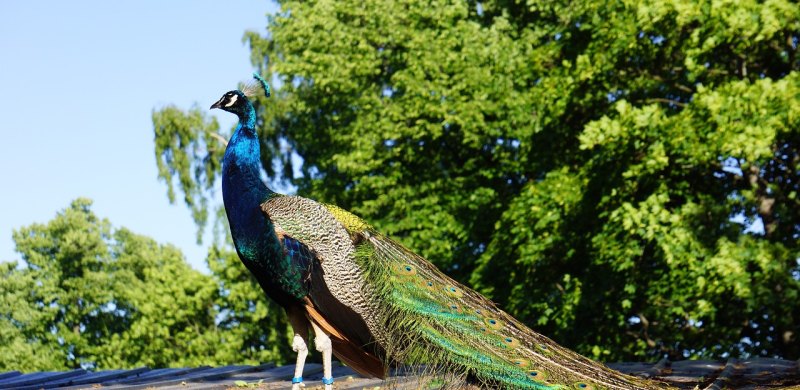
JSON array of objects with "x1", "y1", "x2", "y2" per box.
[{"x1": 224, "y1": 94, "x2": 238, "y2": 107}]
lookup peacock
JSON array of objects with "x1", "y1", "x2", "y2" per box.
[{"x1": 210, "y1": 74, "x2": 674, "y2": 390}]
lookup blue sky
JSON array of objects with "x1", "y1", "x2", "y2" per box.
[{"x1": 0, "y1": 1, "x2": 278, "y2": 273}]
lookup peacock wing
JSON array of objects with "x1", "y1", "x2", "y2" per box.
[{"x1": 261, "y1": 196, "x2": 387, "y2": 378}]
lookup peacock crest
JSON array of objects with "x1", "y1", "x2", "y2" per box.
[{"x1": 240, "y1": 72, "x2": 271, "y2": 99}]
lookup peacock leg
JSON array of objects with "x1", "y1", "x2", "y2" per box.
[
  {"x1": 287, "y1": 307, "x2": 310, "y2": 390},
  {"x1": 310, "y1": 321, "x2": 334, "y2": 390}
]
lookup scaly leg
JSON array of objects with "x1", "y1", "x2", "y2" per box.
[
  {"x1": 310, "y1": 321, "x2": 334, "y2": 390},
  {"x1": 287, "y1": 307, "x2": 310, "y2": 390}
]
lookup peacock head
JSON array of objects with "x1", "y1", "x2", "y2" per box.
[
  {"x1": 210, "y1": 73, "x2": 271, "y2": 117},
  {"x1": 210, "y1": 90, "x2": 249, "y2": 116}
]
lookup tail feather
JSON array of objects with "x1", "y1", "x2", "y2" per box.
[{"x1": 355, "y1": 232, "x2": 672, "y2": 389}]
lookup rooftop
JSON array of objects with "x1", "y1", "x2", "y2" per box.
[{"x1": 1, "y1": 358, "x2": 799, "y2": 389}]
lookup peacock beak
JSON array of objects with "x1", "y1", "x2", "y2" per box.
[{"x1": 211, "y1": 95, "x2": 227, "y2": 110}]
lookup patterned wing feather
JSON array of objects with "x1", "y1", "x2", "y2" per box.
[
  {"x1": 274, "y1": 226, "x2": 386, "y2": 378},
  {"x1": 263, "y1": 197, "x2": 388, "y2": 363}
]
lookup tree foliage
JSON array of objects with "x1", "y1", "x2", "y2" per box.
[
  {"x1": 153, "y1": 106, "x2": 224, "y2": 241},
  {"x1": 0, "y1": 200, "x2": 290, "y2": 371},
  {"x1": 153, "y1": 0, "x2": 800, "y2": 361}
]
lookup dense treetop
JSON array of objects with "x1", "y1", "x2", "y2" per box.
[{"x1": 0, "y1": 200, "x2": 291, "y2": 371}]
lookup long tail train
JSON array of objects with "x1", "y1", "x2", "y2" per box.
[{"x1": 348, "y1": 229, "x2": 672, "y2": 389}]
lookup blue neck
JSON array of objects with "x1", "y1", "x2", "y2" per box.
[
  {"x1": 220, "y1": 93, "x2": 309, "y2": 303},
  {"x1": 221, "y1": 100, "x2": 278, "y2": 261}
]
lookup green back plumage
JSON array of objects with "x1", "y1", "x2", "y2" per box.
[{"x1": 323, "y1": 204, "x2": 670, "y2": 390}]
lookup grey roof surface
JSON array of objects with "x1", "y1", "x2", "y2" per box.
[{"x1": 1, "y1": 358, "x2": 798, "y2": 389}]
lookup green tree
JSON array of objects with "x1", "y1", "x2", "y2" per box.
[
  {"x1": 469, "y1": 1, "x2": 800, "y2": 361},
  {"x1": 153, "y1": 0, "x2": 800, "y2": 361},
  {"x1": 0, "y1": 199, "x2": 289, "y2": 371}
]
